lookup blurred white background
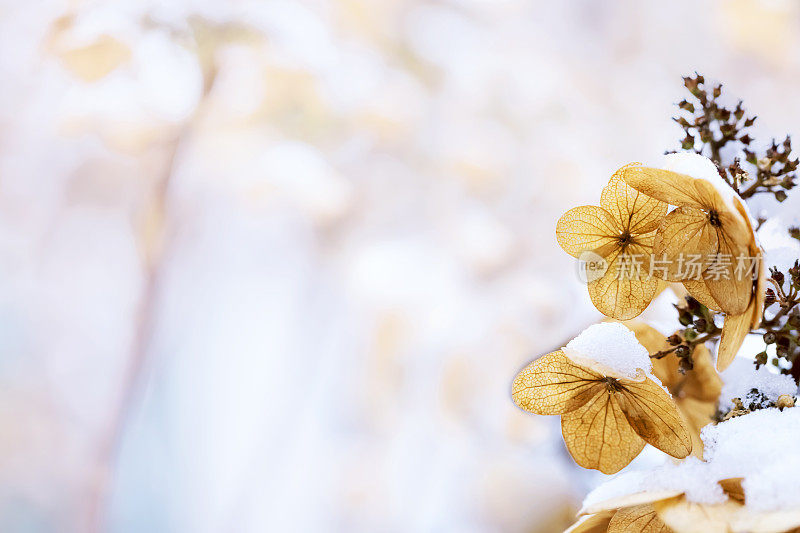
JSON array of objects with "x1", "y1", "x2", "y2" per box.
[{"x1": 2, "y1": 0, "x2": 800, "y2": 531}]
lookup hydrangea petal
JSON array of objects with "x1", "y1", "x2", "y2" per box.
[
  {"x1": 652, "y1": 207, "x2": 718, "y2": 281},
  {"x1": 616, "y1": 378, "x2": 693, "y2": 459},
  {"x1": 716, "y1": 298, "x2": 757, "y2": 371},
  {"x1": 561, "y1": 389, "x2": 646, "y2": 474},
  {"x1": 622, "y1": 166, "x2": 723, "y2": 211},
  {"x1": 556, "y1": 205, "x2": 621, "y2": 258},
  {"x1": 600, "y1": 165, "x2": 668, "y2": 235},
  {"x1": 608, "y1": 504, "x2": 670, "y2": 533},
  {"x1": 588, "y1": 249, "x2": 659, "y2": 320},
  {"x1": 682, "y1": 279, "x2": 722, "y2": 311},
  {"x1": 511, "y1": 351, "x2": 601, "y2": 415}
]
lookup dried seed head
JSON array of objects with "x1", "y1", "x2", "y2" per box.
[{"x1": 777, "y1": 395, "x2": 795, "y2": 409}]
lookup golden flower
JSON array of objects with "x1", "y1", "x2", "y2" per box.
[
  {"x1": 626, "y1": 322, "x2": 721, "y2": 458},
  {"x1": 511, "y1": 348, "x2": 692, "y2": 474},
  {"x1": 622, "y1": 163, "x2": 764, "y2": 370},
  {"x1": 556, "y1": 164, "x2": 668, "y2": 320},
  {"x1": 569, "y1": 478, "x2": 800, "y2": 533}
]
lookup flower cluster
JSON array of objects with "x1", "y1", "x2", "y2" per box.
[{"x1": 512, "y1": 75, "x2": 800, "y2": 533}]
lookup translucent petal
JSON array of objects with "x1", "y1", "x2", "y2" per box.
[
  {"x1": 581, "y1": 490, "x2": 683, "y2": 516},
  {"x1": 655, "y1": 497, "x2": 800, "y2": 533},
  {"x1": 676, "y1": 397, "x2": 716, "y2": 459},
  {"x1": 716, "y1": 297, "x2": 757, "y2": 371},
  {"x1": 702, "y1": 211, "x2": 755, "y2": 316},
  {"x1": 751, "y1": 248, "x2": 766, "y2": 328},
  {"x1": 600, "y1": 165, "x2": 668, "y2": 235},
  {"x1": 653, "y1": 498, "x2": 741, "y2": 533},
  {"x1": 561, "y1": 389, "x2": 646, "y2": 474},
  {"x1": 511, "y1": 351, "x2": 601, "y2": 415},
  {"x1": 681, "y1": 344, "x2": 722, "y2": 402},
  {"x1": 622, "y1": 166, "x2": 725, "y2": 211},
  {"x1": 682, "y1": 279, "x2": 722, "y2": 311},
  {"x1": 616, "y1": 378, "x2": 692, "y2": 459},
  {"x1": 587, "y1": 249, "x2": 659, "y2": 320},
  {"x1": 608, "y1": 505, "x2": 670, "y2": 533},
  {"x1": 556, "y1": 205, "x2": 622, "y2": 258},
  {"x1": 564, "y1": 511, "x2": 614, "y2": 533},
  {"x1": 652, "y1": 207, "x2": 717, "y2": 281}
]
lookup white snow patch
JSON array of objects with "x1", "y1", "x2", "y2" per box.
[
  {"x1": 564, "y1": 322, "x2": 651, "y2": 380},
  {"x1": 719, "y1": 357, "x2": 797, "y2": 411},
  {"x1": 582, "y1": 408, "x2": 800, "y2": 513},
  {"x1": 758, "y1": 216, "x2": 800, "y2": 275},
  {"x1": 702, "y1": 407, "x2": 800, "y2": 510}
]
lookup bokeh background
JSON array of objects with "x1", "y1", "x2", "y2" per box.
[{"x1": 2, "y1": 0, "x2": 800, "y2": 531}]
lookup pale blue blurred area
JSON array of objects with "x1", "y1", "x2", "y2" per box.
[{"x1": 1, "y1": 1, "x2": 800, "y2": 532}]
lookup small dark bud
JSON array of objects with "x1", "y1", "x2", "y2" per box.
[
  {"x1": 685, "y1": 297, "x2": 701, "y2": 312},
  {"x1": 679, "y1": 312, "x2": 693, "y2": 326},
  {"x1": 765, "y1": 289, "x2": 777, "y2": 306},
  {"x1": 764, "y1": 331, "x2": 778, "y2": 344},
  {"x1": 679, "y1": 357, "x2": 694, "y2": 373},
  {"x1": 667, "y1": 334, "x2": 682, "y2": 346},
  {"x1": 773, "y1": 271, "x2": 785, "y2": 285},
  {"x1": 777, "y1": 335, "x2": 791, "y2": 349},
  {"x1": 776, "y1": 190, "x2": 788, "y2": 202},
  {"x1": 675, "y1": 345, "x2": 691, "y2": 358},
  {"x1": 694, "y1": 318, "x2": 707, "y2": 332},
  {"x1": 755, "y1": 351, "x2": 768, "y2": 366}
]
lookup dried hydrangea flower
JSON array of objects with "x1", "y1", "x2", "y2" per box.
[
  {"x1": 622, "y1": 164, "x2": 754, "y2": 309},
  {"x1": 511, "y1": 337, "x2": 692, "y2": 474},
  {"x1": 622, "y1": 155, "x2": 764, "y2": 370},
  {"x1": 556, "y1": 164, "x2": 668, "y2": 320}
]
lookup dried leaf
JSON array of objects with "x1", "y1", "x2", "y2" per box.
[
  {"x1": 556, "y1": 206, "x2": 621, "y2": 258},
  {"x1": 561, "y1": 390, "x2": 646, "y2": 474},
  {"x1": 608, "y1": 504, "x2": 671, "y2": 532},
  {"x1": 511, "y1": 351, "x2": 600, "y2": 415}
]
